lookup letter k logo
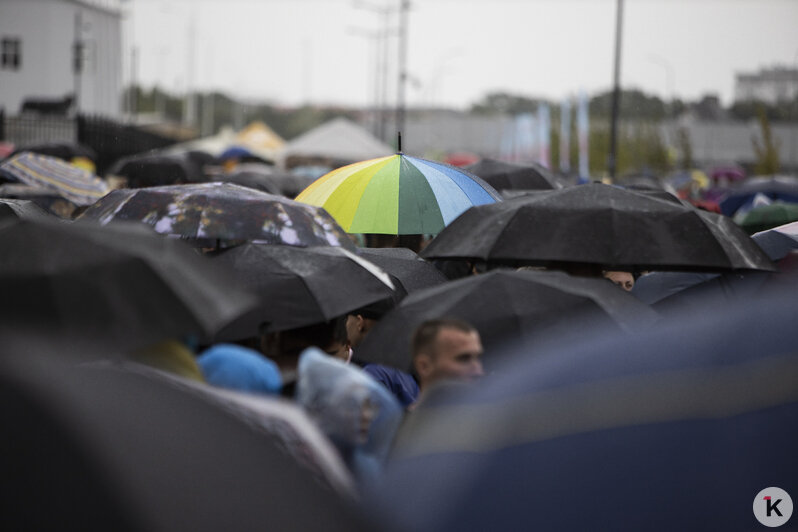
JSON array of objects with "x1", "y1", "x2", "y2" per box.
[{"x1": 765, "y1": 496, "x2": 784, "y2": 517}]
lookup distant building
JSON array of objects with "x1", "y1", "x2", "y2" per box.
[
  {"x1": 734, "y1": 67, "x2": 798, "y2": 104},
  {"x1": 0, "y1": 0, "x2": 124, "y2": 117}
]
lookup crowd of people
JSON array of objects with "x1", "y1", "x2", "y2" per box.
[{"x1": 1, "y1": 142, "x2": 797, "y2": 530}]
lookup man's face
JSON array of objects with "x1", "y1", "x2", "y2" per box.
[
  {"x1": 416, "y1": 327, "x2": 484, "y2": 388},
  {"x1": 603, "y1": 270, "x2": 635, "y2": 291},
  {"x1": 345, "y1": 314, "x2": 364, "y2": 348}
]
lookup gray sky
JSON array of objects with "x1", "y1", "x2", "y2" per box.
[{"x1": 128, "y1": 0, "x2": 798, "y2": 109}]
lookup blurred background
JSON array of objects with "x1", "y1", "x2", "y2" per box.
[{"x1": 1, "y1": 0, "x2": 797, "y2": 179}]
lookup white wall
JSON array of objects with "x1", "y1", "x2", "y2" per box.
[{"x1": 0, "y1": 0, "x2": 122, "y2": 117}]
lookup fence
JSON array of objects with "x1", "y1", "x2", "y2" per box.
[
  {"x1": 77, "y1": 115, "x2": 180, "y2": 175},
  {"x1": 0, "y1": 111, "x2": 182, "y2": 175}
]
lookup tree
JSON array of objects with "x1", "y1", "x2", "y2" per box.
[
  {"x1": 752, "y1": 105, "x2": 781, "y2": 175},
  {"x1": 470, "y1": 92, "x2": 543, "y2": 115}
]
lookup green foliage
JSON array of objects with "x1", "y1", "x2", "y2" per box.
[
  {"x1": 470, "y1": 92, "x2": 545, "y2": 115},
  {"x1": 590, "y1": 89, "x2": 667, "y2": 121},
  {"x1": 730, "y1": 97, "x2": 798, "y2": 122},
  {"x1": 587, "y1": 122, "x2": 670, "y2": 177},
  {"x1": 752, "y1": 105, "x2": 781, "y2": 174}
]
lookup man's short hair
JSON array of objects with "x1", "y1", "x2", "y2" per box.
[{"x1": 411, "y1": 318, "x2": 477, "y2": 360}]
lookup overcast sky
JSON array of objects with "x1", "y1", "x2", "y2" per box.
[{"x1": 127, "y1": 0, "x2": 798, "y2": 109}]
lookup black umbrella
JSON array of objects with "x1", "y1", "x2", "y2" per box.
[
  {"x1": 421, "y1": 183, "x2": 774, "y2": 272},
  {"x1": 78, "y1": 182, "x2": 357, "y2": 250},
  {"x1": 0, "y1": 197, "x2": 51, "y2": 220},
  {"x1": 357, "y1": 247, "x2": 448, "y2": 293},
  {"x1": 355, "y1": 269, "x2": 659, "y2": 372},
  {"x1": 464, "y1": 158, "x2": 557, "y2": 191},
  {"x1": 0, "y1": 217, "x2": 257, "y2": 352},
  {"x1": 212, "y1": 243, "x2": 397, "y2": 338},
  {"x1": 219, "y1": 163, "x2": 317, "y2": 197},
  {"x1": 110, "y1": 153, "x2": 207, "y2": 187},
  {"x1": 632, "y1": 223, "x2": 798, "y2": 306},
  {"x1": 0, "y1": 348, "x2": 370, "y2": 531},
  {"x1": 9, "y1": 141, "x2": 98, "y2": 165}
]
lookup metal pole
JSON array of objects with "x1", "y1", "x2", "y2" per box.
[
  {"x1": 396, "y1": 0, "x2": 409, "y2": 147},
  {"x1": 73, "y1": 11, "x2": 83, "y2": 113},
  {"x1": 608, "y1": 0, "x2": 624, "y2": 179}
]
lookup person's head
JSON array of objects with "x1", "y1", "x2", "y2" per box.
[
  {"x1": 260, "y1": 320, "x2": 338, "y2": 371},
  {"x1": 323, "y1": 316, "x2": 351, "y2": 362},
  {"x1": 345, "y1": 299, "x2": 394, "y2": 349},
  {"x1": 602, "y1": 270, "x2": 635, "y2": 291},
  {"x1": 411, "y1": 318, "x2": 484, "y2": 391}
]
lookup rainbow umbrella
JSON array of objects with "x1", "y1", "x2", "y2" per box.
[{"x1": 295, "y1": 154, "x2": 502, "y2": 235}]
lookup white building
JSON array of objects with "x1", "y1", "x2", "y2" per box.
[
  {"x1": 734, "y1": 67, "x2": 798, "y2": 104},
  {"x1": 0, "y1": 0, "x2": 124, "y2": 117}
]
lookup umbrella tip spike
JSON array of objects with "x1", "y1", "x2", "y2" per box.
[{"x1": 397, "y1": 131, "x2": 402, "y2": 154}]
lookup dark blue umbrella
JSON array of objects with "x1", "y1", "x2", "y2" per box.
[
  {"x1": 718, "y1": 175, "x2": 798, "y2": 216},
  {"x1": 372, "y1": 291, "x2": 798, "y2": 532},
  {"x1": 632, "y1": 222, "x2": 798, "y2": 306}
]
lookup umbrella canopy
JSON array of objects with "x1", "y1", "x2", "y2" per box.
[
  {"x1": 212, "y1": 243, "x2": 396, "y2": 338},
  {"x1": 356, "y1": 247, "x2": 448, "y2": 293},
  {"x1": 735, "y1": 201, "x2": 798, "y2": 234},
  {"x1": 354, "y1": 269, "x2": 660, "y2": 372},
  {"x1": 219, "y1": 163, "x2": 316, "y2": 198},
  {"x1": 0, "y1": 152, "x2": 108, "y2": 206},
  {"x1": 0, "y1": 217, "x2": 257, "y2": 352},
  {"x1": 718, "y1": 175, "x2": 798, "y2": 216},
  {"x1": 632, "y1": 222, "x2": 798, "y2": 306},
  {"x1": 0, "y1": 349, "x2": 370, "y2": 531},
  {"x1": 78, "y1": 182, "x2": 356, "y2": 249},
  {"x1": 110, "y1": 153, "x2": 208, "y2": 188},
  {"x1": 372, "y1": 291, "x2": 798, "y2": 532},
  {"x1": 296, "y1": 154, "x2": 501, "y2": 235},
  {"x1": 0, "y1": 197, "x2": 50, "y2": 220},
  {"x1": 10, "y1": 141, "x2": 98, "y2": 165},
  {"x1": 421, "y1": 183, "x2": 774, "y2": 272},
  {"x1": 0, "y1": 183, "x2": 81, "y2": 219},
  {"x1": 463, "y1": 158, "x2": 557, "y2": 191}
]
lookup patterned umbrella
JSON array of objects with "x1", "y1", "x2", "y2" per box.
[
  {"x1": 0, "y1": 152, "x2": 108, "y2": 206},
  {"x1": 78, "y1": 182, "x2": 356, "y2": 249},
  {"x1": 295, "y1": 154, "x2": 501, "y2": 235}
]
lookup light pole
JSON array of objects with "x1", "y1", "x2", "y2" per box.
[
  {"x1": 353, "y1": 1, "x2": 395, "y2": 142},
  {"x1": 608, "y1": 0, "x2": 624, "y2": 179},
  {"x1": 396, "y1": 0, "x2": 410, "y2": 148}
]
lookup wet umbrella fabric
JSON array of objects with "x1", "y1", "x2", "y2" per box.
[
  {"x1": 372, "y1": 291, "x2": 798, "y2": 532},
  {"x1": 354, "y1": 269, "x2": 659, "y2": 372},
  {"x1": 0, "y1": 151, "x2": 109, "y2": 206},
  {"x1": 718, "y1": 175, "x2": 798, "y2": 216},
  {"x1": 10, "y1": 142, "x2": 98, "y2": 165},
  {"x1": 421, "y1": 183, "x2": 774, "y2": 272},
  {"x1": 0, "y1": 198, "x2": 50, "y2": 220},
  {"x1": 219, "y1": 163, "x2": 316, "y2": 197},
  {"x1": 212, "y1": 244, "x2": 396, "y2": 338},
  {"x1": 632, "y1": 222, "x2": 798, "y2": 306},
  {"x1": 357, "y1": 247, "x2": 448, "y2": 293},
  {"x1": 0, "y1": 217, "x2": 257, "y2": 352},
  {"x1": 296, "y1": 153, "x2": 501, "y2": 235},
  {"x1": 0, "y1": 349, "x2": 370, "y2": 531},
  {"x1": 735, "y1": 201, "x2": 798, "y2": 234},
  {"x1": 78, "y1": 182, "x2": 356, "y2": 249},
  {"x1": 463, "y1": 158, "x2": 557, "y2": 191}
]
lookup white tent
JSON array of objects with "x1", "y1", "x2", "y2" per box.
[{"x1": 281, "y1": 117, "x2": 394, "y2": 168}]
